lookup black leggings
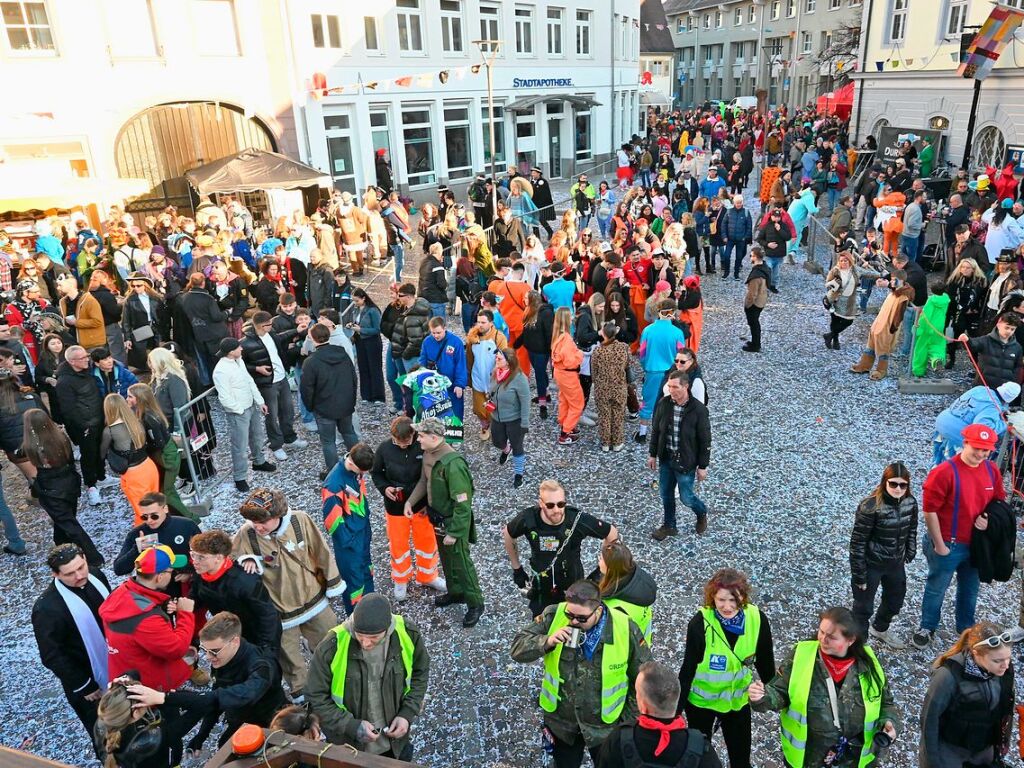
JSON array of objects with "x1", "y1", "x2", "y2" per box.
[
  {"x1": 490, "y1": 419, "x2": 526, "y2": 457},
  {"x1": 830, "y1": 315, "x2": 854, "y2": 339},
  {"x1": 684, "y1": 703, "x2": 753, "y2": 768}
]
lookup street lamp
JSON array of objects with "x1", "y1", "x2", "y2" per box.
[{"x1": 472, "y1": 39, "x2": 502, "y2": 224}]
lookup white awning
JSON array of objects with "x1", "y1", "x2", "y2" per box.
[
  {"x1": 0, "y1": 168, "x2": 151, "y2": 214},
  {"x1": 506, "y1": 94, "x2": 603, "y2": 113}
]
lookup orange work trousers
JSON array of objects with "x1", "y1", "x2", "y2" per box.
[
  {"x1": 882, "y1": 230, "x2": 901, "y2": 258},
  {"x1": 554, "y1": 368, "x2": 585, "y2": 433},
  {"x1": 385, "y1": 512, "x2": 440, "y2": 584},
  {"x1": 123, "y1": 458, "x2": 161, "y2": 525}
]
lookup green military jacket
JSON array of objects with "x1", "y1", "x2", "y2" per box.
[
  {"x1": 305, "y1": 617, "x2": 430, "y2": 757},
  {"x1": 752, "y1": 643, "x2": 900, "y2": 766},
  {"x1": 429, "y1": 451, "x2": 477, "y2": 544},
  {"x1": 510, "y1": 603, "x2": 651, "y2": 748}
]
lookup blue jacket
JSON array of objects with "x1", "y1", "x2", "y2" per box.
[
  {"x1": 722, "y1": 207, "x2": 753, "y2": 242},
  {"x1": 934, "y1": 385, "x2": 1009, "y2": 447},
  {"x1": 639, "y1": 319, "x2": 686, "y2": 373},
  {"x1": 542, "y1": 278, "x2": 576, "y2": 310},
  {"x1": 419, "y1": 332, "x2": 468, "y2": 389},
  {"x1": 698, "y1": 176, "x2": 725, "y2": 200},
  {"x1": 92, "y1": 361, "x2": 139, "y2": 399}
]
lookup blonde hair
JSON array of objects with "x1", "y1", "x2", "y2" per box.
[
  {"x1": 934, "y1": 621, "x2": 1005, "y2": 669},
  {"x1": 103, "y1": 394, "x2": 147, "y2": 450},
  {"x1": 147, "y1": 348, "x2": 190, "y2": 398},
  {"x1": 97, "y1": 684, "x2": 138, "y2": 768},
  {"x1": 128, "y1": 383, "x2": 168, "y2": 428},
  {"x1": 552, "y1": 306, "x2": 574, "y2": 341},
  {"x1": 538, "y1": 479, "x2": 564, "y2": 496},
  {"x1": 587, "y1": 292, "x2": 606, "y2": 326},
  {"x1": 947, "y1": 257, "x2": 986, "y2": 285}
]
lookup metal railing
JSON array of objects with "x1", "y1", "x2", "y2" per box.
[{"x1": 173, "y1": 387, "x2": 220, "y2": 510}]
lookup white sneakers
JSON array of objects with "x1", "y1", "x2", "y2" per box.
[
  {"x1": 287, "y1": 438, "x2": 310, "y2": 449},
  {"x1": 96, "y1": 476, "x2": 119, "y2": 488},
  {"x1": 869, "y1": 626, "x2": 906, "y2": 649},
  {"x1": 87, "y1": 487, "x2": 101, "y2": 506},
  {"x1": 273, "y1": 448, "x2": 288, "y2": 462},
  {"x1": 425, "y1": 577, "x2": 448, "y2": 592},
  {"x1": 393, "y1": 582, "x2": 408, "y2": 602}
]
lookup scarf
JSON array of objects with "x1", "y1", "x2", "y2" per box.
[
  {"x1": 964, "y1": 653, "x2": 992, "y2": 680},
  {"x1": 820, "y1": 650, "x2": 856, "y2": 683},
  {"x1": 637, "y1": 715, "x2": 687, "y2": 756},
  {"x1": 199, "y1": 556, "x2": 234, "y2": 583},
  {"x1": 580, "y1": 609, "x2": 608, "y2": 662},
  {"x1": 495, "y1": 367, "x2": 510, "y2": 383},
  {"x1": 55, "y1": 574, "x2": 110, "y2": 692},
  {"x1": 264, "y1": 271, "x2": 283, "y2": 283},
  {"x1": 715, "y1": 609, "x2": 746, "y2": 635}
]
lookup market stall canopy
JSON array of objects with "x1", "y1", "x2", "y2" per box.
[
  {"x1": 506, "y1": 94, "x2": 602, "y2": 113},
  {"x1": 0, "y1": 166, "x2": 150, "y2": 215},
  {"x1": 184, "y1": 148, "x2": 330, "y2": 194},
  {"x1": 816, "y1": 82, "x2": 854, "y2": 120}
]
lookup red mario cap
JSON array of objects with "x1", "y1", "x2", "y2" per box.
[{"x1": 961, "y1": 424, "x2": 999, "y2": 451}]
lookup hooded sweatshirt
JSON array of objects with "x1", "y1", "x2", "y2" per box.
[{"x1": 300, "y1": 342, "x2": 358, "y2": 420}]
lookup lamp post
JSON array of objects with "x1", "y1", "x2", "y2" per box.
[{"x1": 472, "y1": 39, "x2": 502, "y2": 224}]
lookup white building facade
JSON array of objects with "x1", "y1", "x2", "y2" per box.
[{"x1": 289, "y1": 0, "x2": 642, "y2": 197}]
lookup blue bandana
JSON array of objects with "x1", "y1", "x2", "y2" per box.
[
  {"x1": 581, "y1": 609, "x2": 608, "y2": 661},
  {"x1": 716, "y1": 609, "x2": 746, "y2": 635}
]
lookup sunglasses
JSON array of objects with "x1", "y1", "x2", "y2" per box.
[
  {"x1": 543, "y1": 501, "x2": 567, "y2": 509},
  {"x1": 973, "y1": 629, "x2": 1024, "y2": 649},
  {"x1": 675, "y1": 357, "x2": 688, "y2": 364},
  {"x1": 140, "y1": 512, "x2": 163, "y2": 522},
  {"x1": 565, "y1": 607, "x2": 598, "y2": 624},
  {"x1": 199, "y1": 643, "x2": 229, "y2": 658},
  {"x1": 886, "y1": 480, "x2": 909, "y2": 489}
]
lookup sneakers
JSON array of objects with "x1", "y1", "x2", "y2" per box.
[
  {"x1": 87, "y1": 486, "x2": 101, "y2": 505},
  {"x1": 253, "y1": 461, "x2": 278, "y2": 472},
  {"x1": 633, "y1": 430, "x2": 647, "y2": 444},
  {"x1": 611, "y1": 443, "x2": 625, "y2": 452},
  {"x1": 513, "y1": 474, "x2": 524, "y2": 488},
  {"x1": 557, "y1": 431, "x2": 576, "y2": 445},
  {"x1": 301, "y1": 420, "x2": 318, "y2": 432},
  {"x1": 498, "y1": 450, "x2": 510, "y2": 465},
  {"x1": 741, "y1": 343, "x2": 761, "y2": 353},
  {"x1": 273, "y1": 448, "x2": 288, "y2": 462},
  {"x1": 651, "y1": 526, "x2": 679, "y2": 541},
  {"x1": 235, "y1": 479, "x2": 251, "y2": 493},
  {"x1": 394, "y1": 582, "x2": 408, "y2": 602},
  {"x1": 869, "y1": 626, "x2": 906, "y2": 649},
  {"x1": 539, "y1": 404, "x2": 549, "y2": 420},
  {"x1": 768, "y1": 286, "x2": 780, "y2": 294},
  {"x1": 3, "y1": 544, "x2": 26, "y2": 556},
  {"x1": 578, "y1": 413, "x2": 597, "y2": 427},
  {"x1": 434, "y1": 593, "x2": 466, "y2": 608},
  {"x1": 601, "y1": 445, "x2": 610, "y2": 452},
  {"x1": 627, "y1": 411, "x2": 639, "y2": 421},
  {"x1": 425, "y1": 576, "x2": 448, "y2": 592},
  {"x1": 462, "y1": 605, "x2": 485, "y2": 628},
  {"x1": 97, "y1": 476, "x2": 119, "y2": 488},
  {"x1": 286, "y1": 438, "x2": 309, "y2": 449},
  {"x1": 911, "y1": 628, "x2": 934, "y2": 650}
]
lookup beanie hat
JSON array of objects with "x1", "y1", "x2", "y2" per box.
[
  {"x1": 352, "y1": 593, "x2": 392, "y2": 634},
  {"x1": 997, "y1": 381, "x2": 1021, "y2": 402}
]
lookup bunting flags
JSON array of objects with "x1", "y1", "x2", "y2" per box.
[
  {"x1": 875, "y1": 61, "x2": 884, "y2": 71},
  {"x1": 305, "y1": 65, "x2": 481, "y2": 98},
  {"x1": 904, "y1": 58, "x2": 913, "y2": 65}
]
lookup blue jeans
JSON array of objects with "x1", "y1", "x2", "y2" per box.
[
  {"x1": 710, "y1": 243, "x2": 724, "y2": 272},
  {"x1": 293, "y1": 366, "x2": 315, "y2": 425},
  {"x1": 765, "y1": 256, "x2": 783, "y2": 288},
  {"x1": 385, "y1": 343, "x2": 404, "y2": 408},
  {"x1": 460, "y1": 301, "x2": 478, "y2": 334},
  {"x1": 577, "y1": 212, "x2": 592, "y2": 232},
  {"x1": 900, "y1": 305, "x2": 918, "y2": 356},
  {"x1": 596, "y1": 215, "x2": 611, "y2": 239},
  {"x1": 901, "y1": 234, "x2": 920, "y2": 262},
  {"x1": 858, "y1": 277, "x2": 875, "y2": 312},
  {"x1": 528, "y1": 351, "x2": 550, "y2": 399},
  {"x1": 640, "y1": 169, "x2": 652, "y2": 188},
  {"x1": 658, "y1": 462, "x2": 707, "y2": 529},
  {"x1": 0, "y1": 477, "x2": 25, "y2": 553},
  {"x1": 392, "y1": 240, "x2": 405, "y2": 282},
  {"x1": 429, "y1": 302, "x2": 447, "y2": 319},
  {"x1": 722, "y1": 239, "x2": 748, "y2": 277},
  {"x1": 920, "y1": 536, "x2": 980, "y2": 633},
  {"x1": 864, "y1": 205, "x2": 876, "y2": 232},
  {"x1": 827, "y1": 188, "x2": 840, "y2": 211}
]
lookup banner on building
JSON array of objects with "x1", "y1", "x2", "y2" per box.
[
  {"x1": 958, "y1": 3, "x2": 1024, "y2": 80},
  {"x1": 875, "y1": 126, "x2": 944, "y2": 170},
  {"x1": 1005, "y1": 145, "x2": 1024, "y2": 175}
]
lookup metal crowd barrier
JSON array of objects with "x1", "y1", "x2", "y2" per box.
[{"x1": 173, "y1": 387, "x2": 220, "y2": 514}]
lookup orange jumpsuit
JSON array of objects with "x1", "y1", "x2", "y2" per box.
[
  {"x1": 489, "y1": 278, "x2": 531, "y2": 375},
  {"x1": 551, "y1": 332, "x2": 585, "y2": 433},
  {"x1": 873, "y1": 191, "x2": 906, "y2": 258}
]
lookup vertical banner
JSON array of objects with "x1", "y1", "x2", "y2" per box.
[{"x1": 957, "y1": 3, "x2": 1024, "y2": 80}]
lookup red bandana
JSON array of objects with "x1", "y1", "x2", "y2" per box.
[
  {"x1": 637, "y1": 715, "x2": 687, "y2": 756},
  {"x1": 819, "y1": 650, "x2": 856, "y2": 683},
  {"x1": 198, "y1": 556, "x2": 234, "y2": 583}
]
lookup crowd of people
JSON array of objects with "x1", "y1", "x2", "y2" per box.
[{"x1": 5, "y1": 98, "x2": 1024, "y2": 768}]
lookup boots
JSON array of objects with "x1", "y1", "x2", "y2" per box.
[
  {"x1": 870, "y1": 356, "x2": 889, "y2": 380},
  {"x1": 850, "y1": 352, "x2": 874, "y2": 374}
]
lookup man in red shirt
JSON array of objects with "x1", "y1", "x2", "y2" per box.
[
  {"x1": 912, "y1": 424, "x2": 1004, "y2": 649},
  {"x1": 623, "y1": 244, "x2": 654, "y2": 348}
]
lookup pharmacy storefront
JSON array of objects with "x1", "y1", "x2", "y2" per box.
[{"x1": 303, "y1": 68, "x2": 639, "y2": 199}]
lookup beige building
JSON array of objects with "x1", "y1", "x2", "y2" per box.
[
  {"x1": 0, "y1": 0, "x2": 300, "y2": 221},
  {"x1": 851, "y1": 0, "x2": 1024, "y2": 170},
  {"x1": 662, "y1": 0, "x2": 863, "y2": 109}
]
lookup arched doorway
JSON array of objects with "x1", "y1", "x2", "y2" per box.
[
  {"x1": 973, "y1": 125, "x2": 1006, "y2": 171},
  {"x1": 871, "y1": 117, "x2": 889, "y2": 136},
  {"x1": 115, "y1": 101, "x2": 275, "y2": 216}
]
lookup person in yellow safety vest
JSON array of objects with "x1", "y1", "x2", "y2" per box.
[
  {"x1": 593, "y1": 539, "x2": 657, "y2": 645},
  {"x1": 677, "y1": 568, "x2": 776, "y2": 768},
  {"x1": 750, "y1": 607, "x2": 899, "y2": 768},
  {"x1": 511, "y1": 579, "x2": 651, "y2": 768},
  {"x1": 305, "y1": 593, "x2": 430, "y2": 762}
]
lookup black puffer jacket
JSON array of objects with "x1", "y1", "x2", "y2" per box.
[
  {"x1": 240, "y1": 329, "x2": 286, "y2": 388},
  {"x1": 418, "y1": 256, "x2": 449, "y2": 304},
  {"x1": 514, "y1": 303, "x2": 554, "y2": 354},
  {"x1": 606, "y1": 565, "x2": 657, "y2": 607},
  {"x1": 966, "y1": 329, "x2": 1023, "y2": 390},
  {"x1": 191, "y1": 564, "x2": 282, "y2": 651},
  {"x1": 300, "y1": 343, "x2": 357, "y2": 419},
  {"x1": 849, "y1": 493, "x2": 919, "y2": 586},
  {"x1": 390, "y1": 298, "x2": 431, "y2": 359},
  {"x1": 0, "y1": 391, "x2": 43, "y2": 452},
  {"x1": 55, "y1": 362, "x2": 103, "y2": 434}
]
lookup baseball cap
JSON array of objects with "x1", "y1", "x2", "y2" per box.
[
  {"x1": 135, "y1": 544, "x2": 187, "y2": 575},
  {"x1": 217, "y1": 337, "x2": 241, "y2": 357},
  {"x1": 961, "y1": 424, "x2": 999, "y2": 451},
  {"x1": 413, "y1": 417, "x2": 447, "y2": 437},
  {"x1": 997, "y1": 382, "x2": 1021, "y2": 403}
]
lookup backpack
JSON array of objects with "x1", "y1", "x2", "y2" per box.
[{"x1": 619, "y1": 726, "x2": 707, "y2": 768}]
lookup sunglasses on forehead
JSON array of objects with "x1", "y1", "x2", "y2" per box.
[{"x1": 973, "y1": 628, "x2": 1024, "y2": 649}]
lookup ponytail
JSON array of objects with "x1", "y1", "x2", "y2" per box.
[{"x1": 934, "y1": 621, "x2": 1002, "y2": 669}]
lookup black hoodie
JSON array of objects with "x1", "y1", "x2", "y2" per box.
[{"x1": 300, "y1": 342, "x2": 358, "y2": 419}]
